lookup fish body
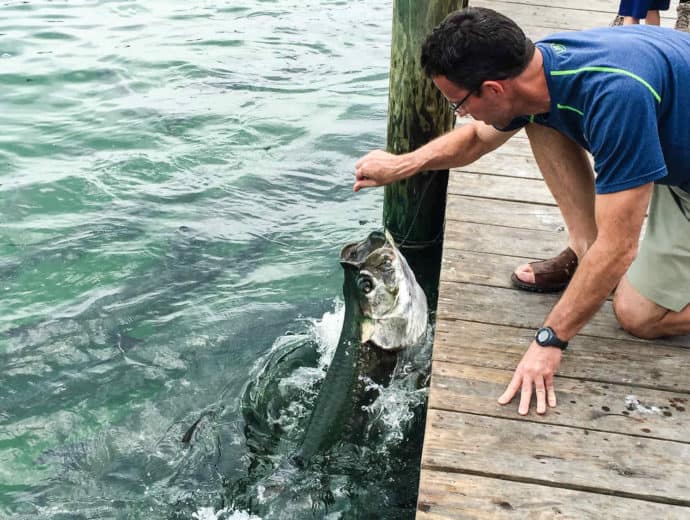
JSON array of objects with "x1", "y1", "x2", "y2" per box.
[{"x1": 291, "y1": 230, "x2": 428, "y2": 466}]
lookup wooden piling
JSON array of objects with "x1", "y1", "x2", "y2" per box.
[
  {"x1": 383, "y1": 0, "x2": 466, "y2": 304},
  {"x1": 383, "y1": 0, "x2": 467, "y2": 245}
]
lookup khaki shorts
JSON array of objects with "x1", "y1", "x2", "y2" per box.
[{"x1": 627, "y1": 184, "x2": 690, "y2": 312}]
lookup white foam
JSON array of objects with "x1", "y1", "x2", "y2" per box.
[
  {"x1": 309, "y1": 299, "x2": 345, "y2": 370},
  {"x1": 192, "y1": 506, "x2": 262, "y2": 520}
]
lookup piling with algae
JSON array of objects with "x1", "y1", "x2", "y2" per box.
[{"x1": 383, "y1": 0, "x2": 467, "y2": 305}]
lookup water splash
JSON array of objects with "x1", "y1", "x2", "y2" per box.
[
  {"x1": 230, "y1": 299, "x2": 432, "y2": 517},
  {"x1": 309, "y1": 297, "x2": 345, "y2": 369},
  {"x1": 192, "y1": 506, "x2": 261, "y2": 520}
]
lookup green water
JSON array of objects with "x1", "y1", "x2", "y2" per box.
[{"x1": 0, "y1": 1, "x2": 431, "y2": 518}]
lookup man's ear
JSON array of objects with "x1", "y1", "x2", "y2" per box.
[{"x1": 482, "y1": 80, "x2": 505, "y2": 96}]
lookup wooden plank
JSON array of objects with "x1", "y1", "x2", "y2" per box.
[
  {"x1": 458, "y1": 150, "x2": 542, "y2": 180},
  {"x1": 417, "y1": 471, "x2": 690, "y2": 520},
  {"x1": 436, "y1": 275, "x2": 618, "y2": 332},
  {"x1": 429, "y1": 362, "x2": 690, "y2": 442},
  {"x1": 511, "y1": 0, "x2": 619, "y2": 13},
  {"x1": 421, "y1": 410, "x2": 690, "y2": 504},
  {"x1": 445, "y1": 196, "x2": 563, "y2": 231},
  {"x1": 442, "y1": 205, "x2": 647, "y2": 289},
  {"x1": 433, "y1": 320, "x2": 690, "y2": 390},
  {"x1": 439, "y1": 247, "x2": 622, "y2": 301},
  {"x1": 436, "y1": 280, "x2": 690, "y2": 347},
  {"x1": 471, "y1": 0, "x2": 620, "y2": 31},
  {"x1": 449, "y1": 170, "x2": 555, "y2": 205},
  {"x1": 440, "y1": 249, "x2": 529, "y2": 288},
  {"x1": 447, "y1": 130, "x2": 543, "y2": 180},
  {"x1": 444, "y1": 220, "x2": 568, "y2": 259},
  {"x1": 471, "y1": 0, "x2": 675, "y2": 21}
]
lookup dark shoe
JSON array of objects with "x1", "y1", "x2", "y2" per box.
[
  {"x1": 510, "y1": 247, "x2": 578, "y2": 293},
  {"x1": 676, "y1": 3, "x2": 690, "y2": 32}
]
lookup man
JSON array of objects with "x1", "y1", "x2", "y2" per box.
[{"x1": 353, "y1": 7, "x2": 690, "y2": 416}]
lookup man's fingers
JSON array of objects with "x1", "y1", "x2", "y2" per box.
[
  {"x1": 518, "y1": 378, "x2": 533, "y2": 415},
  {"x1": 497, "y1": 371, "x2": 522, "y2": 405},
  {"x1": 355, "y1": 163, "x2": 367, "y2": 177},
  {"x1": 353, "y1": 178, "x2": 376, "y2": 192},
  {"x1": 535, "y1": 378, "x2": 547, "y2": 415},
  {"x1": 546, "y1": 374, "x2": 557, "y2": 407}
]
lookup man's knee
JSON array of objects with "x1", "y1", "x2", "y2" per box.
[
  {"x1": 613, "y1": 296, "x2": 659, "y2": 339},
  {"x1": 613, "y1": 278, "x2": 667, "y2": 339}
]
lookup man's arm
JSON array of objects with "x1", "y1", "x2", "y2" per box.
[
  {"x1": 353, "y1": 121, "x2": 517, "y2": 191},
  {"x1": 545, "y1": 182, "x2": 653, "y2": 338},
  {"x1": 499, "y1": 182, "x2": 653, "y2": 415}
]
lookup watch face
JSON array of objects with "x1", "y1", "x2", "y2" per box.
[{"x1": 537, "y1": 329, "x2": 550, "y2": 343}]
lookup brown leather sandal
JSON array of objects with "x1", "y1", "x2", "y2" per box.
[{"x1": 510, "y1": 247, "x2": 578, "y2": 293}]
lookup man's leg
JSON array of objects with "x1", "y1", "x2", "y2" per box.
[
  {"x1": 513, "y1": 124, "x2": 598, "y2": 285},
  {"x1": 614, "y1": 276, "x2": 690, "y2": 338},
  {"x1": 614, "y1": 184, "x2": 690, "y2": 338}
]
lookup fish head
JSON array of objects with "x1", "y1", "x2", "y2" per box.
[{"x1": 339, "y1": 230, "x2": 428, "y2": 351}]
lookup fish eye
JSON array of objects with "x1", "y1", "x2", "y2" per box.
[{"x1": 357, "y1": 275, "x2": 373, "y2": 293}]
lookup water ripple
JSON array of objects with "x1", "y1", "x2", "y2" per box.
[{"x1": 0, "y1": 0, "x2": 399, "y2": 516}]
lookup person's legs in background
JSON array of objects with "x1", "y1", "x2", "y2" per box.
[
  {"x1": 615, "y1": 0, "x2": 651, "y2": 25},
  {"x1": 613, "y1": 1, "x2": 672, "y2": 28},
  {"x1": 644, "y1": 0, "x2": 669, "y2": 25},
  {"x1": 645, "y1": 9, "x2": 661, "y2": 25}
]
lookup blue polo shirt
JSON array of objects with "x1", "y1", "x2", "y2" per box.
[{"x1": 501, "y1": 25, "x2": 690, "y2": 194}]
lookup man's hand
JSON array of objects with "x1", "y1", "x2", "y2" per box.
[
  {"x1": 353, "y1": 150, "x2": 417, "y2": 192},
  {"x1": 498, "y1": 341, "x2": 562, "y2": 415}
]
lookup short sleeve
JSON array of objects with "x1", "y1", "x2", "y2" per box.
[{"x1": 586, "y1": 78, "x2": 667, "y2": 194}]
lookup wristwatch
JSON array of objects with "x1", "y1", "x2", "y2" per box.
[{"x1": 535, "y1": 326, "x2": 568, "y2": 350}]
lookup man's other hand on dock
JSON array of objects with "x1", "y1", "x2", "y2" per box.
[{"x1": 498, "y1": 341, "x2": 562, "y2": 415}]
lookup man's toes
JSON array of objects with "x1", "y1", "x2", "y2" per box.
[{"x1": 514, "y1": 265, "x2": 535, "y2": 284}]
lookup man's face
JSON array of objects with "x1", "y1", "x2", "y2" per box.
[{"x1": 433, "y1": 75, "x2": 514, "y2": 128}]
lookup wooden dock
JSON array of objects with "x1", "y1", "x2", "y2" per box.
[{"x1": 417, "y1": 1, "x2": 690, "y2": 518}]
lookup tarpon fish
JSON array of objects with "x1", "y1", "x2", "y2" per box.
[
  {"x1": 191, "y1": 230, "x2": 428, "y2": 514},
  {"x1": 290, "y1": 229, "x2": 428, "y2": 467}
]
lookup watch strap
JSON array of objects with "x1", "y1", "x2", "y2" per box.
[{"x1": 535, "y1": 326, "x2": 568, "y2": 350}]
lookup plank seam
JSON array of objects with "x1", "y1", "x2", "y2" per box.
[
  {"x1": 450, "y1": 170, "x2": 543, "y2": 181},
  {"x1": 435, "y1": 304, "x2": 690, "y2": 349},
  {"x1": 417, "y1": 466, "x2": 690, "y2": 508},
  {"x1": 428, "y1": 357, "x2": 690, "y2": 394},
  {"x1": 443, "y1": 217, "x2": 563, "y2": 232},
  {"x1": 446, "y1": 193, "x2": 557, "y2": 208},
  {"x1": 425, "y1": 405, "x2": 690, "y2": 444}
]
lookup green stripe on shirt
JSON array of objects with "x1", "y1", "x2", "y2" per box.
[
  {"x1": 556, "y1": 104, "x2": 584, "y2": 116},
  {"x1": 550, "y1": 66, "x2": 661, "y2": 103}
]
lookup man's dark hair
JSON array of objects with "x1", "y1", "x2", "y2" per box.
[{"x1": 421, "y1": 7, "x2": 535, "y2": 90}]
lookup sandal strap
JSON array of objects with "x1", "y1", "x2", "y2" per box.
[{"x1": 532, "y1": 247, "x2": 579, "y2": 287}]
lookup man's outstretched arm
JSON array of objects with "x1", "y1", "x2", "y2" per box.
[{"x1": 353, "y1": 121, "x2": 517, "y2": 191}]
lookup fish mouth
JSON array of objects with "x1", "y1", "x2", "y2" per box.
[{"x1": 339, "y1": 230, "x2": 388, "y2": 268}]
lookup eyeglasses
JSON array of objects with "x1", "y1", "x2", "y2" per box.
[{"x1": 448, "y1": 86, "x2": 478, "y2": 113}]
